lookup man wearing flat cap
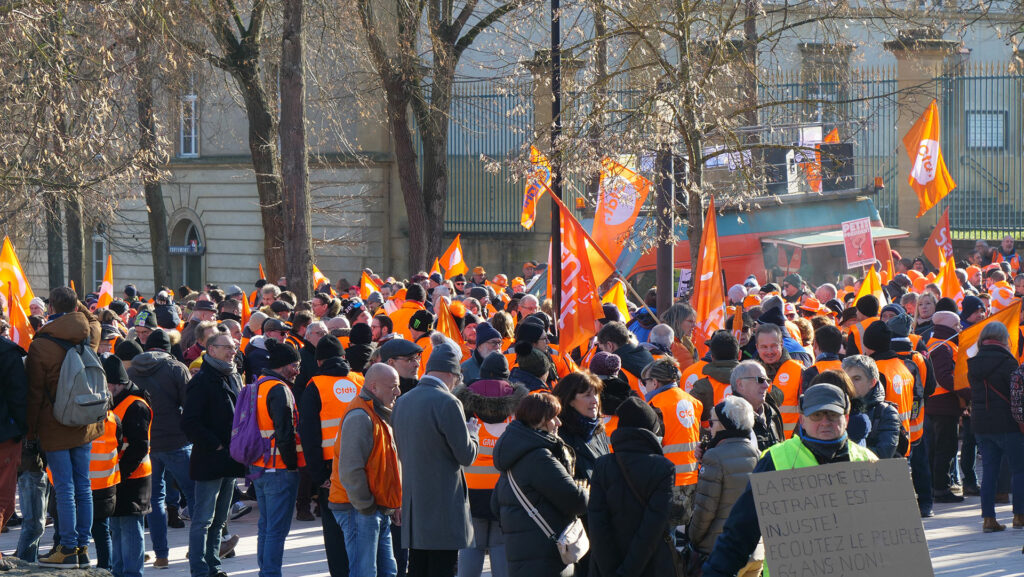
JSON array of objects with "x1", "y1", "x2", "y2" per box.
[
  {"x1": 380, "y1": 338, "x2": 424, "y2": 395},
  {"x1": 702, "y1": 384, "x2": 878, "y2": 577}
]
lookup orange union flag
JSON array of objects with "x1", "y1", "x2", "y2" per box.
[
  {"x1": 692, "y1": 196, "x2": 725, "y2": 356},
  {"x1": 97, "y1": 255, "x2": 114, "y2": 309},
  {"x1": 0, "y1": 236, "x2": 35, "y2": 313},
  {"x1": 904, "y1": 99, "x2": 956, "y2": 217},
  {"x1": 923, "y1": 207, "x2": 954, "y2": 269},
  {"x1": 954, "y1": 299, "x2": 1021, "y2": 391},
  {"x1": 551, "y1": 195, "x2": 610, "y2": 354},
  {"x1": 594, "y1": 158, "x2": 652, "y2": 265},
  {"x1": 440, "y1": 234, "x2": 468, "y2": 279},
  {"x1": 522, "y1": 146, "x2": 551, "y2": 229},
  {"x1": 8, "y1": 285, "x2": 32, "y2": 351},
  {"x1": 359, "y1": 271, "x2": 381, "y2": 300}
]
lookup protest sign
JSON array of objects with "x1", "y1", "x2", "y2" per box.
[
  {"x1": 751, "y1": 459, "x2": 933, "y2": 577},
  {"x1": 841, "y1": 217, "x2": 875, "y2": 269}
]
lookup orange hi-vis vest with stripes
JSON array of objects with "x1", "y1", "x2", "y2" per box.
[
  {"x1": 255, "y1": 378, "x2": 306, "y2": 469},
  {"x1": 850, "y1": 316, "x2": 880, "y2": 354},
  {"x1": 993, "y1": 250, "x2": 1021, "y2": 274},
  {"x1": 813, "y1": 359, "x2": 843, "y2": 375},
  {"x1": 649, "y1": 386, "x2": 703, "y2": 486},
  {"x1": 89, "y1": 412, "x2": 121, "y2": 491},
  {"x1": 772, "y1": 360, "x2": 804, "y2": 439},
  {"x1": 285, "y1": 334, "x2": 304, "y2": 351},
  {"x1": 876, "y1": 357, "x2": 915, "y2": 451},
  {"x1": 328, "y1": 394, "x2": 402, "y2": 509},
  {"x1": 465, "y1": 419, "x2": 512, "y2": 490},
  {"x1": 309, "y1": 373, "x2": 365, "y2": 460},
  {"x1": 682, "y1": 360, "x2": 709, "y2": 394},
  {"x1": 893, "y1": 350, "x2": 927, "y2": 445},
  {"x1": 112, "y1": 395, "x2": 153, "y2": 479}
]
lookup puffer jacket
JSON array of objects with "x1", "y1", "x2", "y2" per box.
[
  {"x1": 860, "y1": 382, "x2": 901, "y2": 459},
  {"x1": 688, "y1": 435, "x2": 760, "y2": 554},
  {"x1": 126, "y1": 351, "x2": 191, "y2": 452},
  {"x1": 588, "y1": 427, "x2": 676, "y2": 577},
  {"x1": 968, "y1": 343, "x2": 1021, "y2": 435},
  {"x1": 492, "y1": 420, "x2": 588, "y2": 577}
]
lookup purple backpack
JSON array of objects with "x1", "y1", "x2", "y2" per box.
[{"x1": 230, "y1": 376, "x2": 275, "y2": 475}]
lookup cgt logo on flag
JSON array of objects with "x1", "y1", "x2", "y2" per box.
[
  {"x1": 911, "y1": 140, "x2": 941, "y2": 185},
  {"x1": 600, "y1": 176, "x2": 640, "y2": 226},
  {"x1": 448, "y1": 247, "x2": 462, "y2": 269}
]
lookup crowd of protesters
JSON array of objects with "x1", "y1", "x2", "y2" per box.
[{"x1": 0, "y1": 237, "x2": 1022, "y2": 577}]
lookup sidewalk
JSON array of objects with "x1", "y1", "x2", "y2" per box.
[{"x1": 1, "y1": 496, "x2": 1020, "y2": 576}]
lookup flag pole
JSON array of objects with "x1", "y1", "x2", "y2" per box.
[{"x1": 549, "y1": 0, "x2": 562, "y2": 339}]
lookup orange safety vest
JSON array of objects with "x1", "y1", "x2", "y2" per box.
[
  {"x1": 876, "y1": 357, "x2": 915, "y2": 453},
  {"x1": 112, "y1": 395, "x2": 153, "y2": 479},
  {"x1": 415, "y1": 334, "x2": 434, "y2": 379},
  {"x1": 813, "y1": 359, "x2": 843, "y2": 375},
  {"x1": 285, "y1": 334, "x2": 305, "y2": 351},
  {"x1": 464, "y1": 418, "x2": 512, "y2": 490},
  {"x1": 328, "y1": 394, "x2": 402, "y2": 508},
  {"x1": 98, "y1": 336, "x2": 122, "y2": 356},
  {"x1": 602, "y1": 415, "x2": 619, "y2": 444},
  {"x1": 309, "y1": 373, "x2": 365, "y2": 460},
  {"x1": 681, "y1": 360, "x2": 708, "y2": 393},
  {"x1": 649, "y1": 387, "x2": 702, "y2": 486},
  {"x1": 389, "y1": 301, "x2": 426, "y2": 341},
  {"x1": 771, "y1": 360, "x2": 804, "y2": 439},
  {"x1": 849, "y1": 316, "x2": 880, "y2": 354},
  {"x1": 993, "y1": 251, "x2": 1021, "y2": 274},
  {"x1": 255, "y1": 378, "x2": 306, "y2": 469},
  {"x1": 89, "y1": 412, "x2": 121, "y2": 491},
  {"x1": 895, "y1": 350, "x2": 927, "y2": 444},
  {"x1": 908, "y1": 333, "x2": 922, "y2": 351}
]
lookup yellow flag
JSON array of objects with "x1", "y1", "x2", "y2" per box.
[
  {"x1": 854, "y1": 265, "x2": 886, "y2": 306},
  {"x1": 601, "y1": 281, "x2": 629, "y2": 324}
]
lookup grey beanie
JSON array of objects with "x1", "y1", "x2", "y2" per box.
[{"x1": 425, "y1": 337, "x2": 462, "y2": 375}]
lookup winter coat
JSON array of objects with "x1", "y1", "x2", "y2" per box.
[
  {"x1": 392, "y1": 375, "x2": 479, "y2": 549},
  {"x1": 557, "y1": 409, "x2": 610, "y2": 483},
  {"x1": 126, "y1": 351, "x2": 191, "y2": 453},
  {"x1": 155, "y1": 304, "x2": 181, "y2": 332},
  {"x1": 112, "y1": 383, "x2": 153, "y2": 517},
  {"x1": 26, "y1": 308, "x2": 104, "y2": 452},
  {"x1": 691, "y1": 360, "x2": 739, "y2": 422},
  {"x1": 243, "y1": 336, "x2": 271, "y2": 385},
  {"x1": 688, "y1": 435, "x2": 760, "y2": 554},
  {"x1": 295, "y1": 338, "x2": 317, "y2": 399},
  {"x1": 298, "y1": 356, "x2": 353, "y2": 485},
  {"x1": 454, "y1": 379, "x2": 528, "y2": 520},
  {"x1": 752, "y1": 394, "x2": 786, "y2": 452},
  {"x1": 925, "y1": 325, "x2": 965, "y2": 416},
  {"x1": 598, "y1": 375, "x2": 637, "y2": 418},
  {"x1": 968, "y1": 344, "x2": 1021, "y2": 435},
  {"x1": 860, "y1": 382, "x2": 901, "y2": 459},
  {"x1": 0, "y1": 336, "x2": 28, "y2": 443},
  {"x1": 492, "y1": 420, "x2": 588, "y2": 577},
  {"x1": 93, "y1": 415, "x2": 121, "y2": 521},
  {"x1": 508, "y1": 367, "x2": 548, "y2": 392},
  {"x1": 181, "y1": 356, "x2": 246, "y2": 481},
  {"x1": 588, "y1": 427, "x2": 676, "y2": 577},
  {"x1": 460, "y1": 350, "x2": 485, "y2": 385},
  {"x1": 613, "y1": 342, "x2": 656, "y2": 383}
]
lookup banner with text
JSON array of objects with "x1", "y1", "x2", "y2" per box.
[{"x1": 841, "y1": 218, "x2": 875, "y2": 269}]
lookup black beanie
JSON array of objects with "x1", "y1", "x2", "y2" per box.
[
  {"x1": 515, "y1": 321, "x2": 545, "y2": 345},
  {"x1": 856, "y1": 295, "x2": 880, "y2": 318},
  {"x1": 935, "y1": 297, "x2": 959, "y2": 313},
  {"x1": 409, "y1": 309, "x2": 435, "y2": 333},
  {"x1": 480, "y1": 351, "x2": 510, "y2": 380},
  {"x1": 616, "y1": 397, "x2": 662, "y2": 435},
  {"x1": 406, "y1": 284, "x2": 426, "y2": 303},
  {"x1": 145, "y1": 329, "x2": 171, "y2": 353},
  {"x1": 315, "y1": 334, "x2": 345, "y2": 361},
  {"x1": 115, "y1": 339, "x2": 144, "y2": 362},
  {"x1": 960, "y1": 296, "x2": 985, "y2": 321},
  {"x1": 515, "y1": 343, "x2": 548, "y2": 378},
  {"x1": 266, "y1": 338, "x2": 300, "y2": 368},
  {"x1": 103, "y1": 355, "x2": 130, "y2": 385},
  {"x1": 713, "y1": 401, "x2": 742, "y2": 431},
  {"x1": 862, "y1": 320, "x2": 892, "y2": 353},
  {"x1": 350, "y1": 323, "x2": 373, "y2": 345}
]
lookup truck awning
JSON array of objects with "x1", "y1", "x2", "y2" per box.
[{"x1": 761, "y1": 226, "x2": 909, "y2": 249}]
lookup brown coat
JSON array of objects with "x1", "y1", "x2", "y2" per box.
[{"x1": 26, "y1": 306, "x2": 103, "y2": 452}]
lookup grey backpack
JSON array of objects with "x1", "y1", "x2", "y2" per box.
[{"x1": 40, "y1": 335, "x2": 110, "y2": 426}]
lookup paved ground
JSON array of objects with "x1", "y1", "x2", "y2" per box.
[{"x1": 1, "y1": 495, "x2": 1021, "y2": 576}]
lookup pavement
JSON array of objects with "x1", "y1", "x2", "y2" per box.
[{"x1": 1, "y1": 495, "x2": 1020, "y2": 576}]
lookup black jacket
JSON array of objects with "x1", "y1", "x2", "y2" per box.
[
  {"x1": 112, "y1": 383, "x2": 153, "y2": 517},
  {"x1": 557, "y1": 408, "x2": 610, "y2": 483},
  {"x1": 295, "y1": 337, "x2": 317, "y2": 400},
  {"x1": 154, "y1": 304, "x2": 181, "y2": 332},
  {"x1": 588, "y1": 427, "x2": 676, "y2": 577},
  {"x1": 182, "y1": 356, "x2": 247, "y2": 481},
  {"x1": 492, "y1": 420, "x2": 588, "y2": 577},
  {"x1": 243, "y1": 336, "x2": 272, "y2": 385},
  {"x1": 968, "y1": 344, "x2": 1021, "y2": 435},
  {"x1": 260, "y1": 369, "x2": 301, "y2": 470},
  {"x1": 0, "y1": 337, "x2": 27, "y2": 443},
  {"x1": 613, "y1": 342, "x2": 655, "y2": 383},
  {"x1": 860, "y1": 382, "x2": 901, "y2": 459},
  {"x1": 752, "y1": 394, "x2": 785, "y2": 452},
  {"x1": 346, "y1": 343, "x2": 375, "y2": 375},
  {"x1": 298, "y1": 356, "x2": 352, "y2": 485}
]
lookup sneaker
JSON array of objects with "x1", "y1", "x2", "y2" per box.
[
  {"x1": 167, "y1": 506, "x2": 185, "y2": 529},
  {"x1": 964, "y1": 483, "x2": 981, "y2": 496},
  {"x1": 230, "y1": 502, "x2": 252, "y2": 521},
  {"x1": 211, "y1": 572, "x2": 229, "y2": 577},
  {"x1": 6, "y1": 514, "x2": 21, "y2": 527},
  {"x1": 0, "y1": 555, "x2": 13, "y2": 571},
  {"x1": 178, "y1": 506, "x2": 190, "y2": 521},
  {"x1": 77, "y1": 545, "x2": 90, "y2": 568},
  {"x1": 934, "y1": 492, "x2": 966, "y2": 503},
  {"x1": 153, "y1": 557, "x2": 169, "y2": 569},
  {"x1": 219, "y1": 534, "x2": 240, "y2": 559},
  {"x1": 38, "y1": 545, "x2": 80, "y2": 569}
]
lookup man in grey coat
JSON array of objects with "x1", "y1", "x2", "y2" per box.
[{"x1": 393, "y1": 333, "x2": 480, "y2": 577}]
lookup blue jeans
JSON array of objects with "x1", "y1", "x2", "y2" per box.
[
  {"x1": 189, "y1": 477, "x2": 235, "y2": 577},
  {"x1": 147, "y1": 446, "x2": 195, "y2": 558},
  {"x1": 458, "y1": 517, "x2": 507, "y2": 577},
  {"x1": 910, "y1": 436, "x2": 933, "y2": 514},
  {"x1": 333, "y1": 508, "x2": 397, "y2": 577},
  {"x1": 16, "y1": 471, "x2": 49, "y2": 562},
  {"x1": 93, "y1": 515, "x2": 112, "y2": 569},
  {"x1": 110, "y1": 514, "x2": 145, "y2": 577},
  {"x1": 253, "y1": 469, "x2": 299, "y2": 577},
  {"x1": 46, "y1": 443, "x2": 93, "y2": 548},
  {"x1": 975, "y1": 432, "x2": 1024, "y2": 517}
]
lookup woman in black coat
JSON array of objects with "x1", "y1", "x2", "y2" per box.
[
  {"x1": 588, "y1": 397, "x2": 676, "y2": 577},
  {"x1": 492, "y1": 393, "x2": 589, "y2": 577}
]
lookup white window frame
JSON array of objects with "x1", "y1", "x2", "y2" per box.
[
  {"x1": 180, "y1": 93, "x2": 199, "y2": 158},
  {"x1": 92, "y1": 233, "x2": 107, "y2": 291}
]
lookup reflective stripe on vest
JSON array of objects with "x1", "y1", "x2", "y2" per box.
[
  {"x1": 772, "y1": 360, "x2": 804, "y2": 439},
  {"x1": 649, "y1": 387, "x2": 703, "y2": 486},
  {"x1": 112, "y1": 395, "x2": 153, "y2": 480},
  {"x1": 850, "y1": 317, "x2": 879, "y2": 354},
  {"x1": 310, "y1": 374, "x2": 365, "y2": 459},
  {"x1": 328, "y1": 394, "x2": 402, "y2": 508},
  {"x1": 89, "y1": 413, "x2": 121, "y2": 490},
  {"x1": 895, "y1": 351, "x2": 927, "y2": 444},
  {"x1": 255, "y1": 378, "x2": 306, "y2": 469},
  {"x1": 465, "y1": 420, "x2": 510, "y2": 490},
  {"x1": 876, "y1": 358, "x2": 915, "y2": 444}
]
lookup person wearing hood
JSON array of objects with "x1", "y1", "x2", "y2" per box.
[
  {"x1": 702, "y1": 384, "x2": 877, "y2": 577},
  {"x1": 345, "y1": 323, "x2": 376, "y2": 374},
  {"x1": 299, "y1": 334, "x2": 361, "y2": 577},
  {"x1": 752, "y1": 323, "x2": 804, "y2": 438},
  {"x1": 843, "y1": 355, "x2": 901, "y2": 460},
  {"x1": 691, "y1": 332, "x2": 742, "y2": 426},
  {"x1": 104, "y1": 355, "x2": 153, "y2": 577},
  {"x1": 508, "y1": 345, "x2": 550, "y2": 392},
  {"x1": 861, "y1": 321, "x2": 916, "y2": 459},
  {"x1": 689, "y1": 396, "x2": 762, "y2": 577},
  {"x1": 454, "y1": 352, "x2": 528, "y2": 577},
  {"x1": 588, "y1": 397, "x2": 677, "y2": 577},
  {"x1": 491, "y1": 393, "x2": 588, "y2": 577},
  {"x1": 589, "y1": 352, "x2": 637, "y2": 439},
  {"x1": 125, "y1": 329, "x2": 193, "y2": 568},
  {"x1": 380, "y1": 338, "x2": 424, "y2": 395},
  {"x1": 461, "y1": 322, "x2": 504, "y2": 385},
  {"x1": 925, "y1": 311, "x2": 972, "y2": 502},
  {"x1": 596, "y1": 322, "x2": 655, "y2": 395},
  {"x1": 182, "y1": 330, "x2": 246, "y2": 577},
  {"x1": 153, "y1": 291, "x2": 183, "y2": 335}
]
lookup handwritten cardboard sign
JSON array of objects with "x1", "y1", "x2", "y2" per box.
[{"x1": 751, "y1": 459, "x2": 933, "y2": 577}]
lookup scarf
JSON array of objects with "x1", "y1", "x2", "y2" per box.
[
  {"x1": 564, "y1": 407, "x2": 601, "y2": 442},
  {"x1": 800, "y1": 433, "x2": 849, "y2": 463},
  {"x1": 203, "y1": 353, "x2": 236, "y2": 376}
]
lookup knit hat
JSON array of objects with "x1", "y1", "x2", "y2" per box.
[
  {"x1": 761, "y1": 295, "x2": 784, "y2": 312},
  {"x1": 468, "y1": 286, "x2": 489, "y2": 302},
  {"x1": 474, "y1": 322, "x2": 501, "y2": 346},
  {"x1": 601, "y1": 303, "x2": 624, "y2": 324},
  {"x1": 425, "y1": 338, "x2": 462, "y2": 374},
  {"x1": 932, "y1": 311, "x2": 961, "y2": 330},
  {"x1": 713, "y1": 401, "x2": 742, "y2": 431},
  {"x1": 480, "y1": 351, "x2": 510, "y2": 380},
  {"x1": 856, "y1": 295, "x2": 880, "y2": 318},
  {"x1": 783, "y1": 273, "x2": 803, "y2": 289},
  {"x1": 135, "y1": 310, "x2": 158, "y2": 329},
  {"x1": 728, "y1": 284, "x2": 748, "y2": 304},
  {"x1": 266, "y1": 339, "x2": 300, "y2": 368},
  {"x1": 616, "y1": 397, "x2": 662, "y2": 435},
  {"x1": 825, "y1": 299, "x2": 844, "y2": 316},
  {"x1": 516, "y1": 346, "x2": 549, "y2": 378},
  {"x1": 862, "y1": 320, "x2": 892, "y2": 353},
  {"x1": 590, "y1": 351, "x2": 622, "y2": 378},
  {"x1": 961, "y1": 295, "x2": 985, "y2": 321},
  {"x1": 935, "y1": 297, "x2": 959, "y2": 313},
  {"x1": 103, "y1": 355, "x2": 130, "y2": 385},
  {"x1": 761, "y1": 283, "x2": 781, "y2": 294},
  {"x1": 641, "y1": 358, "x2": 681, "y2": 384},
  {"x1": 406, "y1": 284, "x2": 427, "y2": 303},
  {"x1": 350, "y1": 323, "x2": 373, "y2": 345},
  {"x1": 429, "y1": 272, "x2": 443, "y2": 285},
  {"x1": 515, "y1": 321, "x2": 545, "y2": 345},
  {"x1": 409, "y1": 310, "x2": 435, "y2": 333},
  {"x1": 124, "y1": 284, "x2": 138, "y2": 299},
  {"x1": 115, "y1": 338, "x2": 144, "y2": 362},
  {"x1": 145, "y1": 330, "x2": 171, "y2": 352},
  {"x1": 757, "y1": 306, "x2": 786, "y2": 328},
  {"x1": 886, "y1": 313, "x2": 914, "y2": 338},
  {"x1": 108, "y1": 301, "x2": 129, "y2": 316},
  {"x1": 316, "y1": 334, "x2": 345, "y2": 361},
  {"x1": 366, "y1": 291, "x2": 383, "y2": 305},
  {"x1": 840, "y1": 308, "x2": 858, "y2": 324},
  {"x1": 881, "y1": 303, "x2": 906, "y2": 317}
]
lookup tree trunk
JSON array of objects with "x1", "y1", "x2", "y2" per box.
[
  {"x1": 45, "y1": 192, "x2": 64, "y2": 291},
  {"x1": 383, "y1": 82, "x2": 429, "y2": 275},
  {"x1": 279, "y1": 0, "x2": 312, "y2": 301},
  {"x1": 65, "y1": 193, "x2": 84, "y2": 295},
  {"x1": 135, "y1": 36, "x2": 172, "y2": 290}
]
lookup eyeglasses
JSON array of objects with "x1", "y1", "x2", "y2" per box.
[
  {"x1": 806, "y1": 411, "x2": 843, "y2": 422},
  {"x1": 396, "y1": 355, "x2": 421, "y2": 363},
  {"x1": 741, "y1": 376, "x2": 771, "y2": 385},
  {"x1": 210, "y1": 344, "x2": 238, "y2": 352}
]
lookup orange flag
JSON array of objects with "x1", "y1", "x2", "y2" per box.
[
  {"x1": 855, "y1": 265, "x2": 887, "y2": 306},
  {"x1": 807, "y1": 127, "x2": 840, "y2": 193},
  {"x1": 938, "y1": 251, "x2": 964, "y2": 306},
  {"x1": 259, "y1": 263, "x2": 266, "y2": 280},
  {"x1": 594, "y1": 158, "x2": 652, "y2": 265},
  {"x1": 954, "y1": 299, "x2": 1021, "y2": 391},
  {"x1": 440, "y1": 235, "x2": 468, "y2": 279},
  {"x1": 522, "y1": 146, "x2": 551, "y2": 229},
  {"x1": 359, "y1": 271, "x2": 381, "y2": 300},
  {"x1": 97, "y1": 255, "x2": 114, "y2": 309},
  {"x1": 692, "y1": 197, "x2": 726, "y2": 357},
  {"x1": 312, "y1": 265, "x2": 330, "y2": 290},
  {"x1": 7, "y1": 285, "x2": 32, "y2": 351},
  {"x1": 430, "y1": 258, "x2": 442, "y2": 277},
  {"x1": 69, "y1": 280, "x2": 76, "y2": 294},
  {"x1": 0, "y1": 237, "x2": 35, "y2": 313},
  {"x1": 904, "y1": 99, "x2": 956, "y2": 217},
  {"x1": 550, "y1": 195, "x2": 608, "y2": 354},
  {"x1": 241, "y1": 291, "x2": 252, "y2": 328},
  {"x1": 923, "y1": 207, "x2": 954, "y2": 269},
  {"x1": 435, "y1": 298, "x2": 466, "y2": 349}
]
